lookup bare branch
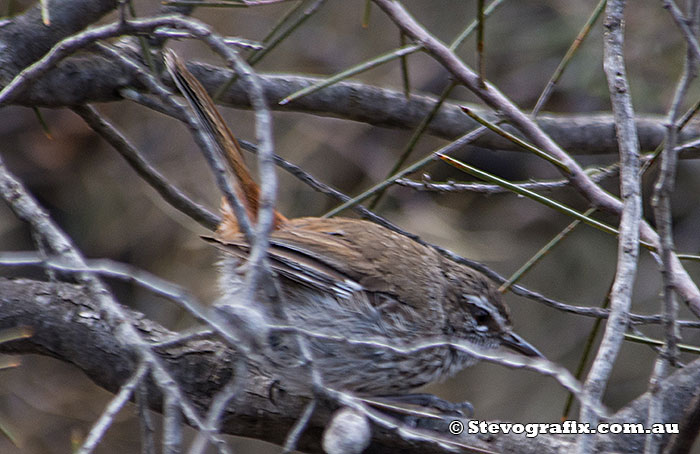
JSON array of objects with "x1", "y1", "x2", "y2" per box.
[
  {"x1": 371, "y1": 0, "x2": 700, "y2": 316},
  {"x1": 646, "y1": 2, "x2": 700, "y2": 451},
  {"x1": 395, "y1": 165, "x2": 618, "y2": 194},
  {"x1": 77, "y1": 362, "x2": 150, "y2": 454},
  {"x1": 1, "y1": 277, "x2": 698, "y2": 454},
  {"x1": 577, "y1": 3, "x2": 643, "y2": 453},
  {"x1": 72, "y1": 104, "x2": 220, "y2": 231},
  {"x1": 0, "y1": 154, "x2": 228, "y2": 447}
]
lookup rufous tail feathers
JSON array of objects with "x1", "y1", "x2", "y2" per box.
[{"x1": 164, "y1": 49, "x2": 287, "y2": 238}]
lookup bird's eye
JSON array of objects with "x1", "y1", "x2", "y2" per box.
[{"x1": 472, "y1": 307, "x2": 490, "y2": 326}]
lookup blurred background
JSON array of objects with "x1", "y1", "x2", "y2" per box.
[{"x1": 1, "y1": 0, "x2": 700, "y2": 452}]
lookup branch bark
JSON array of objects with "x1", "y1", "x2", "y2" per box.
[
  {"x1": 371, "y1": 0, "x2": 700, "y2": 317},
  {"x1": 1, "y1": 277, "x2": 698, "y2": 454},
  {"x1": 8, "y1": 53, "x2": 700, "y2": 157},
  {"x1": 1, "y1": 0, "x2": 700, "y2": 157},
  {"x1": 578, "y1": 1, "x2": 642, "y2": 452}
]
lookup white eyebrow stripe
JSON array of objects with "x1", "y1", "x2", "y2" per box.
[{"x1": 465, "y1": 294, "x2": 508, "y2": 328}]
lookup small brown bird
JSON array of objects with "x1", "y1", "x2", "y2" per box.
[{"x1": 164, "y1": 51, "x2": 541, "y2": 396}]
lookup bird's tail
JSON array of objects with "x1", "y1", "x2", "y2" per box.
[{"x1": 164, "y1": 49, "x2": 287, "y2": 238}]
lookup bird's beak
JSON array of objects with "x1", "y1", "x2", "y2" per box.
[{"x1": 501, "y1": 332, "x2": 544, "y2": 358}]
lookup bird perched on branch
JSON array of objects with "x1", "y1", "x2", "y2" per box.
[{"x1": 164, "y1": 50, "x2": 541, "y2": 398}]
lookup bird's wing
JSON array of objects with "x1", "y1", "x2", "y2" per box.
[
  {"x1": 206, "y1": 217, "x2": 444, "y2": 307},
  {"x1": 203, "y1": 234, "x2": 364, "y2": 299}
]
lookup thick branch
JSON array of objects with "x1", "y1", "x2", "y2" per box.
[
  {"x1": 0, "y1": 0, "x2": 698, "y2": 155},
  {"x1": 7, "y1": 53, "x2": 700, "y2": 156},
  {"x1": 2, "y1": 0, "x2": 700, "y2": 158},
  {"x1": 0, "y1": 0, "x2": 117, "y2": 84},
  {"x1": 1, "y1": 277, "x2": 698, "y2": 454}
]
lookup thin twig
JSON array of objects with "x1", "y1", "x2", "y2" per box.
[
  {"x1": 4, "y1": 250, "x2": 699, "y2": 329},
  {"x1": 396, "y1": 165, "x2": 618, "y2": 194},
  {"x1": 369, "y1": 81, "x2": 457, "y2": 209},
  {"x1": 625, "y1": 332, "x2": 700, "y2": 355},
  {"x1": 0, "y1": 16, "x2": 189, "y2": 105},
  {"x1": 0, "y1": 252, "x2": 259, "y2": 352},
  {"x1": 323, "y1": 126, "x2": 488, "y2": 217},
  {"x1": 77, "y1": 362, "x2": 150, "y2": 454},
  {"x1": 72, "y1": 104, "x2": 220, "y2": 231},
  {"x1": 163, "y1": 389, "x2": 183, "y2": 454},
  {"x1": 187, "y1": 361, "x2": 245, "y2": 454},
  {"x1": 137, "y1": 379, "x2": 157, "y2": 454},
  {"x1": 371, "y1": 0, "x2": 700, "y2": 316},
  {"x1": 0, "y1": 155, "x2": 228, "y2": 448},
  {"x1": 645, "y1": 2, "x2": 700, "y2": 452},
  {"x1": 282, "y1": 400, "x2": 317, "y2": 454},
  {"x1": 663, "y1": 0, "x2": 700, "y2": 61},
  {"x1": 533, "y1": 0, "x2": 607, "y2": 115},
  {"x1": 577, "y1": 2, "x2": 643, "y2": 453}
]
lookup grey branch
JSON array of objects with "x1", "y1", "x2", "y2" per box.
[
  {"x1": 1, "y1": 1, "x2": 700, "y2": 156},
  {"x1": 72, "y1": 104, "x2": 220, "y2": 230},
  {"x1": 1, "y1": 277, "x2": 698, "y2": 454},
  {"x1": 577, "y1": 1, "x2": 644, "y2": 452},
  {"x1": 370, "y1": 0, "x2": 700, "y2": 316}
]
